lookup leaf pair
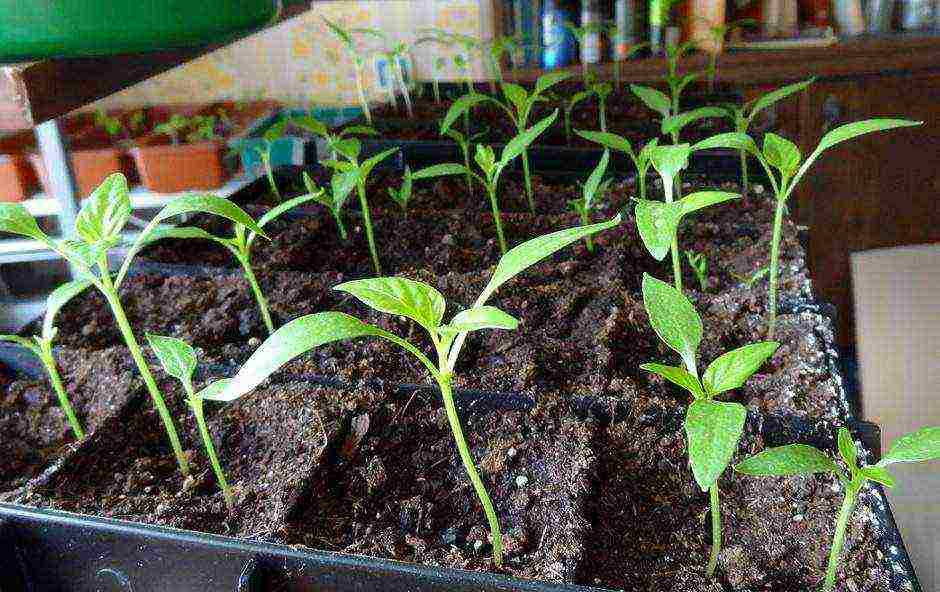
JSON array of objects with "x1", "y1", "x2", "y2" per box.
[
  {"x1": 640, "y1": 274, "x2": 779, "y2": 490},
  {"x1": 634, "y1": 190, "x2": 739, "y2": 260}
]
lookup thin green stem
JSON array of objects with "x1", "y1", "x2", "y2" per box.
[
  {"x1": 462, "y1": 142, "x2": 473, "y2": 192},
  {"x1": 333, "y1": 209, "x2": 348, "y2": 240},
  {"x1": 564, "y1": 109, "x2": 573, "y2": 146},
  {"x1": 767, "y1": 197, "x2": 786, "y2": 338},
  {"x1": 740, "y1": 148, "x2": 749, "y2": 194},
  {"x1": 38, "y1": 342, "x2": 84, "y2": 439},
  {"x1": 664, "y1": 179, "x2": 683, "y2": 292},
  {"x1": 580, "y1": 208, "x2": 594, "y2": 252},
  {"x1": 261, "y1": 151, "x2": 281, "y2": 201},
  {"x1": 638, "y1": 166, "x2": 647, "y2": 200},
  {"x1": 599, "y1": 99, "x2": 607, "y2": 132},
  {"x1": 191, "y1": 397, "x2": 234, "y2": 510},
  {"x1": 356, "y1": 182, "x2": 382, "y2": 275},
  {"x1": 486, "y1": 183, "x2": 508, "y2": 255},
  {"x1": 707, "y1": 483, "x2": 721, "y2": 577},
  {"x1": 354, "y1": 65, "x2": 372, "y2": 124},
  {"x1": 433, "y1": 78, "x2": 441, "y2": 104},
  {"x1": 436, "y1": 374, "x2": 503, "y2": 567},
  {"x1": 394, "y1": 60, "x2": 414, "y2": 118},
  {"x1": 237, "y1": 253, "x2": 274, "y2": 335},
  {"x1": 99, "y1": 270, "x2": 189, "y2": 476},
  {"x1": 823, "y1": 481, "x2": 860, "y2": 592},
  {"x1": 521, "y1": 147, "x2": 535, "y2": 213}
]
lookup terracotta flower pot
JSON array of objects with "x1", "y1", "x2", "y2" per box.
[
  {"x1": 131, "y1": 140, "x2": 226, "y2": 193},
  {"x1": 29, "y1": 147, "x2": 128, "y2": 200},
  {"x1": 0, "y1": 154, "x2": 38, "y2": 202}
]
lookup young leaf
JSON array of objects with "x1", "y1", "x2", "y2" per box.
[
  {"x1": 701, "y1": 342, "x2": 779, "y2": 395},
  {"x1": 640, "y1": 362, "x2": 705, "y2": 398},
  {"x1": 475, "y1": 144, "x2": 497, "y2": 176},
  {"x1": 762, "y1": 133, "x2": 801, "y2": 177},
  {"x1": 335, "y1": 277, "x2": 446, "y2": 334},
  {"x1": 331, "y1": 170, "x2": 358, "y2": 206},
  {"x1": 440, "y1": 306, "x2": 519, "y2": 334},
  {"x1": 641, "y1": 273, "x2": 702, "y2": 373},
  {"x1": 75, "y1": 173, "x2": 131, "y2": 243},
  {"x1": 838, "y1": 427, "x2": 858, "y2": 470},
  {"x1": 861, "y1": 466, "x2": 896, "y2": 488},
  {"x1": 634, "y1": 199, "x2": 683, "y2": 260},
  {"x1": 735, "y1": 444, "x2": 838, "y2": 476},
  {"x1": 661, "y1": 107, "x2": 725, "y2": 137},
  {"x1": 263, "y1": 119, "x2": 288, "y2": 144},
  {"x1": 477, "y1": 214, "x2": 621, "y2": 305},
  {"x1": 650, "y1": 144, "x2": 691, "y2": 182},
  {"x1": 411, "y1": 163, "x2": 470, "y2": 180},
  {"x1": 685, "y1": 399, "x2": 748, "y2": 490},
  {"x1": 360, "y1": 147, "x2": 400, "y2": 179},
  {"x1": 878, "y1": 426, "x2": 940, "y2": 466},
  {"x1": 582, "y1": 150, "x2": 610, "y2": 209},
  {"x1": 42, "y1": 280, "x2": 93, "y2": 342},
  {"x1": 748, "y1": 78, "x2": 815, "y2": 119},
  {"x1": 534, "y1": 70, "x2": 572, "y2": 95},
  {"x1": 146, "y1": 334, "x2": 197, "y2": 387},
  {"x1": 501, "y1": 83, "x2": 529, "y2": 114},
  {"x1": 499, "y1": 110, "x2": 559, "y2": 167},
  {"x1": 630, "y1": 84, "x2": 671, "y2": 117},
  {"x1": 441, "y1": 93, "x2": 492, "y2": 135},
  {"x1": 679, "y1": 191, "x2": 740, "y2": 216},
  {"x1": 690, "y1": 132, "x2": 759, "y2": 156},
  {"x1": 0, "y1": 203, "x2": 49, "y2": 242},
  {"x1": 816, "y1": 119, "x2": 922, "y2": 155},
  {"x1": 204, "y1": 312, "x2": 432, "y2": 402},
  {"x1": 291, "y1": 115, "x2": 328, "y2": 137},
  {"x1": 574, "y1": 130, "x2": 636, "y2": 160}
]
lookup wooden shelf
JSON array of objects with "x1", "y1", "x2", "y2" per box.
[
  {"x1": 513, "y1": 34, "x2": 940, "y2": 86},
  {"x1": 0, "y1": 2, "x2": 311, "y2": 132}
]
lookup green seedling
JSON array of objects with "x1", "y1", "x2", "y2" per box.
[
  {"x1": 441, "y1": 72, "x2": 571, "y2": 212},
  {"x1": 702, "y1": 20, "x2": 756, "y2": 92},
  {"x1": 576, "y1": 130, "x2": 659, "y2": 199},
  {"x1": 604, "y1": 28, "x2": 649, "y2": 86},
  {"x1": 146, "y1": 334, "x2": 234, "y2": 509},
  {"x1": 0, "y1": 174, "x2": 266, "y2": 477},
  {"x1": 736, "y1": 426, "x2": 940, "y2": 591},
  {"x1": 636, "y1": 143, "x2": 739, "y2": 291},
  {"x1": 0, "y1": 280, "x2": 93, "y2": 439},
  {"x1": 568, "y1": 150, "x2": 611, "y2": 252},
  {"x1": 434, "y1": 110, "x2": 560, "y2": 253},
  {"x1": 718, "y1": 79, "x2": 814, "y2": 193},
  {"x1": 307, "y1": 170, "x2": 355, "y2": 239},
  {"x1": 387, "y1": 166, "x2": 413, "y2": 213},
  {"x1": 443, "y1": 127, "x2": 489, "y2": 192},
  {"x1": 415, "y1": 30, "x2": 452, "y2": 103},
  {"x1": 95, "y1": 109, "x2": 126, "y2": 140},
  {"x1": 154, "y1": 114, "x2": 190, "y2": 145},
  {"x1": 187, "y1": 115, "x2": 219, "y2": 143},
  {"x1": 200, "y1": 215, "x2": 622, "y2": 568},
  {"x1": 691, "y1": 117, "x2": 921, "y2": 336},
  {"x1": 562, "y1": 20, "x2": 609, "y2": 87},
  {"x1": 484, "y1": 35, "x2": 517, "y2": 86},
  {"x1": 357, "y1": 28, "x2": 415, "y2": 118},
  {"x1": 640, "y1": 273, "x2": 779, "y2": 577},
  {"x1": 591, "y1": 82, "x2": 613, "y2": 132},
  {"x1": 686, "y1": 250, "x2": 709, "y2": 291},
  {"x1": 324, "y1": 17, "x2": 373, "y2": 124},
  {"x1": 239, "y1": 118, "x2": 289, "y2": 201},
  {"x1": 564, "y1": 88, "x2": 596, "y2": 146}
]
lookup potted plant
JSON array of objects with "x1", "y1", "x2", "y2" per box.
[{"x1": 132, "y1": 113, "x2": 228, "y2": 193}]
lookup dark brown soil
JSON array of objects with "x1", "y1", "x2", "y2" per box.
[{"x1": 0, "y1": 347, "x2": 140, "y2": 492}]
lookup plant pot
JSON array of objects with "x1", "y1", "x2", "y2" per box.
[
  {"x1": 131, "y1": 141, "x2": 227, "y2": 193},
  {"x1": 0, "y1": 154, "x2": 38, "y2": 202},
  {"x1": 28, "y1": 147, "x2": 130, "y2": 200}
]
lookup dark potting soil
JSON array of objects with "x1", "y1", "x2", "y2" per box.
[
  {"x1": 580, "y1": 410, "x2": 896, "y2": 591},
  {"x1": 0, "y1": 347, "x2": 140, "y2": 493}
]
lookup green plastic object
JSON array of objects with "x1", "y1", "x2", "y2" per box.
[{"x1": 0, "y1": 0, "x2": 281, "y2": 62}]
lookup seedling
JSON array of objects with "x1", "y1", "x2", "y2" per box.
[
  {"x1": 95, "y1": 109, "x2": 129, "y2": 144},
  {"x1": 443, "y1": 127, "x2": 489, "y2": 192},
  {"x1": 563, "y1": 20, "x2": 608, "y2": 87},
  {"x1": 702, "y1": 20, "x2": 756, "y2": 92},
  {"x1": 576, "y1": 130, "x2": 659, "y2": 199},
  {"x1": 237, "y1": 118, "x2": 288, "y2": 201},
  {"x1": 604, "y1": 29, "x2": 649, "y2": 86},
  {"x1": 358, "y1": 28, "x2": 415, "y2": 118},
  {"x1": 434, "y1": 110, "x2": 560, "y2": 253},
  {"x1": 635, "y1": 143, "x2": 739, "y2": 290},
  {"x1": 640, "y1": 273, "x2": 779, "y2": 577},
  {"x1": 484, "y1": 35, "x2": 517, "y2": 86},
  {"x1": 387, "y1": 166, "x2": 413, "y2": 213},
  {"x1": 186, "y1": 115, "x2": 219, "y2": 143},
  {"x1": 718, "y1": 78, "x2": 814, "y2": 193},
  {"x1": 200, "y1": 215, "x2": 622, "y2": 568},
  {"x1": 0, "y1": 280, "x2": 93, "y2": 438},
  {"x1": 307, "y1": 170, "x2": 355, "y2": 239},
  {"x1": 154, "y1": 114, "x2": 190, "y2": 145},
  {"x1": 691, "y1": 118, "x2": 921, "y2": 336},
  {"x1": 686, "y1": 250, "x2": 709, "y2": 291},
  {"x1": 324, "y1": 17, "x2": 373, "y2": 124},
  {"x1": 441, "y1": 72, "x2": 571, "y2": 212},
  {"x1": 0, "y1": 174, "x2": 266, "y2": 477},
  {"x1": 736, "y1": 426, "x2": 940, "y2": 591},
  {"x1": 591, "y1": 82, "x2": 613, "y2": 132},
  {"x1": 568, "y1": 150, "x2": 611, "y2": 252},
  {"x1": 146, "y1": 334, "x2": 234, "y2": 509},
  {"x1": 415, "y1": 31, "x2": 452, "y2": 103},
  {"x1": 564, "y1": 88, "x2": 596, "y2": 146}
]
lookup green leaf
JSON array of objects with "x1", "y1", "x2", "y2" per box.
[
  {"x1": 575, "y1": 130, "x2": 636, "y2": 160},
  {"x1": 340, "y1": 125, "x2": 378, "y2": 138},
  {"x1": 139, "y1": 226, "x2": 229, "y2": 252},
  {"x1": 263, "y1": 119, "x2": 288, "y2": 143},
  {"x1": 332, "y1": 138, "x2": 361, "y2": 161},
  {"x1": 360, "y1": 147, "x2": 399, "y2": 179},
  {"x1": 75, "y1": 173, "x2": 131, "y2": 243},
  {"x1": 702, "y1": 342, "x2": 779, "y2": 395},
  {"x1": 0, "y1": 203, "x2": 49, "y2": 242},
  {"x1": 501, "y1": 83, "x2": 529, "y2": 114},
  {"x1": 151, "y1": 194, "x2": 265, "y2": 238},
  {"x1": 568, "y1": 89, "x2": 595, "y2": 110},
  {"x1": 335, "y1": 277, "x2": 446, "y2": 334},
  {"x1": 861, "y1": 466, "x2": 896, "y2": 488},
  {"x1": 0, "y1": 334, "x2": 35, "y2": 350},
  {"x1": 475, "y1": 144, "x2": 497, "y2": 176},
  {"x1": 146, "y1": 334, "x2": 197, "y2": 387},
  {"x1": 202, "y1": 312, "x2": 433, "y2": 402},
  {"x1": 878, "y1": 426, "x2": 940, "y2": 466},
  {"x1": 42, "y1": 280, "x2": 93, "y2": 341},
  {"x1": 641, "y1": 273, "x2": 702, "y2": 373},
  {"x1": 440, "y1": 306, "x2": 519, "y2": 335},
  {"x1": 679, "y1": 191, "x2": 740, "y2": 216},
  {"x1": 649, "y1": 144, "x2": 691, "y2": 183},
  {"x1": 634, "y1": 199, "x2": 683, "y2": 261},
  {"x1": 685, "y1": 400, "x2": 748, "y2": 490},
  {"x1": 630, "y1": 84, "x2": 671, "y2": 117},
  {"x1": 661, "y1": 107, "x2": 725, "y2": 137},
  {"x1": 838, "y1": 427, "x2": 858, "y2": 470},
  {"x1": 441, "y1": 93, "x2": 492, "y2": 135},
  {"x1": 331, "y1": 170, "x2": 359, "y2": 209},
  {"x1": 762, "y1": 133, "x2": 802, "y2": 177},
  {"x1": 256, "y1": 192, "x2": 322, "y2": 231},
  {"x1": 499, "y1": 110, "x2": 558, "y2": 168},
  {"x1": 411, "y1": 163, "x2": 469, "y2": 180},
  {"x1": 816, "y1": 119, "x2": 921, "y2": 155},
  {"x1": 675, "y1": 73, "x2": 700, "y2": 97},
  {"x1": 734, "y1": 444, "x2": 838, "y2": 476},
  {"x1": 535, "y1": 70, "x2": 572, "y2": 96},
  {"x1": 582, "y1": 150, "x2": 610, "y2": 209},
  {"x1": 640, "y1": 362, "x2": 705, "y2": 398},
  {"x1": 691, "y1": 132, "x2": 759, "y2": 156},
  {"x1": 477, "y1": 214, "x2": 621, "y2": 305},
  {"x1": 291, "y1": 115, "x2": 327, "y2": 136},
  {"x1": 748, "y1": 78, "x2": 815, "y2": 119}
]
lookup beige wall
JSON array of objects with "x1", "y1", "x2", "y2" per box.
[{"x1": 95, "y1": 1, "x2": 493, "y2": 110}]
